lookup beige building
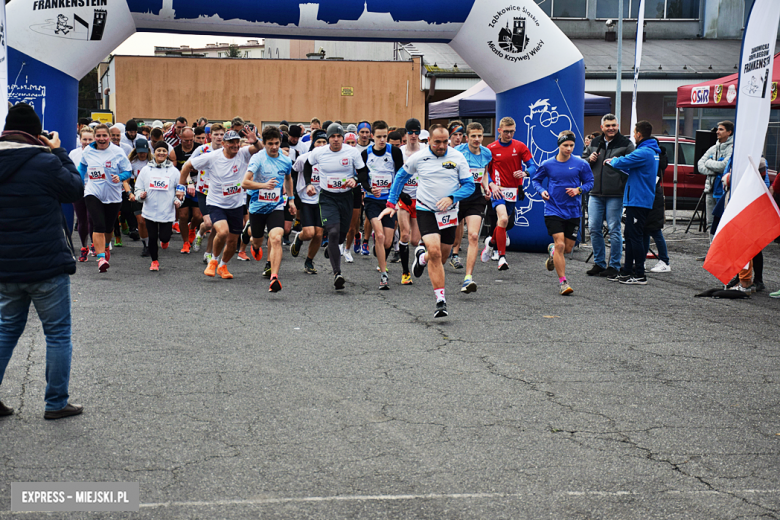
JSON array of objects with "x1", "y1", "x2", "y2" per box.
[{"x1": 101, "y1": 55, "x2": 426, "y2": 129}]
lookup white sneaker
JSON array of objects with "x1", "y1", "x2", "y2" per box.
[
  {"x1": 344, "y1": 251, "x2": 354, "y2": 263},
  {"x1": 339, "y1": 243, "x2": 346, "y2": 256},
  {"x1": 491, "y1": 249, "x2": 499, "y2": 261},
  {"x1": 650, "y1": 260, "x2": 671, "y2": 273},
  {"x1": 480, "y1": 236, "x2": 493, "y2": 263}
]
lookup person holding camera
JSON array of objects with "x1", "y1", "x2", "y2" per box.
[{"x1": 0, "y1": 103, "x2": 85, "y2": 420}]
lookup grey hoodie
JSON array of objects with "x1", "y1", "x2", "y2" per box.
[{"x1": 698, "y1": 135, "x2": 733, "y2": 176}]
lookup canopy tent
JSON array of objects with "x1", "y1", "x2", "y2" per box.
[
  {"x1": 429, "y1": 81, "x2": 612, "y2": 119},
  {"x1": 676, "y1": 52, "x2": 780, "y2": 108}
]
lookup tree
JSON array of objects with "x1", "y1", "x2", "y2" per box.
[{"x1": 226, "y1": 44, "x2": 242, "y2": 58}]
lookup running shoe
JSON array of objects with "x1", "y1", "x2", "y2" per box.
[
  {"x1": 545, "y1": 243, "x2": 555, "y2": 271},
  {"x1": 361, "y1": 242, "x2": 370, "y2": 256},
  {"x1": 480, "y1": 237, "x2": 493, "y2": 263},
  {"x1": 98, "y1": 258, "x2": 109, "y2": 273},
  {"x1": 353, "y1": 234, "x2": 361, "y2": 254},
  {"x1": 180, "y1": 242, "x2": 191, "y2": 254},
  {"x1": 324, "y1": 247, "x2": 329, "y2": 259},
  {"x1": 434, "y1": 301, "x2": 448, "y2": 318},
  {"x1": 283, "y1": 235, "x2": 291, "y2": 247},
  {"x1": 203, "y1": 252, "x2": 213, "y2": 264},
  {"x1": 379, "y1": 272, "x2": 389, "y2": 290},
  {"x1": 401, "y1": 273, "x2": 413, "y2": 285},
  {"x1": 251, "y1": 245, "x2": 263, "y2": 262},
  {"x1": 725, "y1": 275, "x2": 740, "y2": 289},
  {"x1": 217, "y1": 264, "x2": 233, "y2": 279},
  {"x1": 121, "y1": 222, "x2": 130, "y2": 235},
  {"x1": 461, "y1": 278, "x2": 477, "y2": 293},
  {"x1": 412, "y1": 246, "x2": 426, "y2": 278},
  {"x1": 344, "y1": 250, "x2": 354, "y2": 263},
  {"x1": 619, "y1": 276, "x2": 648, "y2": 285},
  {"x1": 105, "y1": 248, "x2": 110, "y2": 261},
  {"x1": 649, "y1": 261, "x2": 670, "y2": 273},
  {"x1": 161, "y1": 242, "x2": 169, "y2": 250},
  {"x1": 78, "y1": 247, "x2": 88, "y2": 262},
  {"x1": 290, "y1": 233, "x2": 302, "y2": 257},
  {"x1": 770, "y1": 289, "x2": 780, "y2": 298},
  {"x1": 193, "y1": 234, "x2": 203, "y2": 252},
  {"x1": 755, "y1": 281, "x2": 766, "y2": 292},
  {"x1": 498, "y1": 256, "x2": 509, "y2": 271},
  {"x1": 269, "y1": 275, "x2": 282, "y2": 292},
  {"x1": 141, "y1": 245, "x2": 150, "y2": 257},
  {"x1": 334, "y1": 273, "x2": 346, "y2": 290},
  {"x1": 390, "y1": 250, "x2": 401, "y2": 263},
  {"x1": 114, "y1": 237, "x2": 123, "y2": 247},
  {"x1": 172, "y1": 222, "x2": 180, "y2": 233},
  {"x1": 607, "y1": 271, "x2": 625, "y2": 282},
  {"x1": 293, "y1": 219, "x2": 302, "y2": 232},
  {"x1": 129, "y1": 230, "x2": 140, "y2": 241},
  {"x1": 188, "y1": 227, "x2": 197, "y2": 244},
  {"x1": 729, "y1": 284, "x2": 753, "y2": 295},
  {"x1": 339, "y1": 243, "x2": 346, "y2": 256},
  {"x1": 321, "y1": 236, "x2": 328, "y2": 248},
  {"x1": 449, "y1": 254, "x2": 463, "y2": 269},
  {"x1": 150, "y1": 260, "x2": 159, "y2": 271},
  {"x1": 237, "y1": 251, "x2": 250, "y2": 261},
  {"x1": 204, "y1": 260, "x2": 218, "y2": 277},
  {"x1": 559, "y1": 282, "x2": 573, "y2": 295},
  {"x1": 89, "y1": 245, "x2": 96, "y2": 256},
  {"x1": 304, "y1": 260, "x2": 317, "y2": 274},
  {"x1": 491, "y1": 250, "x2": 499, "y2": 261},
  {"x1": 263, "y1": 262, "x2": 272, "y2": 278}
]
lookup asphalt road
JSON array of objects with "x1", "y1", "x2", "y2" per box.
[{"x1": 2, "y1": 223, "x2": 779, "y2": 519}]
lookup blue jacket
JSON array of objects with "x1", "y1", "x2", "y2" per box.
[
  {"x1": 0, "y1": 134, "x2": 84, "y2": 283},
  {"x1": 608, "y1": 138, "x2": 660, "y2": 209}
]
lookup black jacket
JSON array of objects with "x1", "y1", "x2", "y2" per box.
[
  {"x1": 645, "y1": 137, "x2": 669, "y2": 232},
  {"x1": 582, "y1": 132, "x2": 635, "y2": 197},
  {"x1": 0, "y1": 134, "x2": 84, "y2": 283}
]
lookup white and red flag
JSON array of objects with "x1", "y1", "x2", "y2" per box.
[{"x1": 704, "y1": 160, "x2": 780, "y2": 284}]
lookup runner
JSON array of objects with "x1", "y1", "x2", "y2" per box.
[
  {"x1": 70, "y1": 127, "x2": 94, "y2": 262},
  {"x1": 356, "y1": 121, "x2": 375, "y2": 256},
  {"x1": 302, "y1": 124, "x2": 369, "y2": 290},
  {"x1": 163, "y1": 116, "x2": 187, "y2": 148},
  {"x1": 361, "y1": 120, "x2": 404, "y2": 289},
  {"x1": 396, "y1": 118, "x2": 424, "y2": 285},
  {"x1": 380, "y1": 125, "x2": 474, "y2": 317},
  {"x1": 291, "y1": 129, "x2": 328, "y2": 273},
  {"x1": 120, "y1": 119, "x2": 141, "y2": 150},
  {"x1": 127, "y1": 138, "x2": 151, "y2": 257},
  {"x1": 446, "y1": 120, "x2": 466, "y2": 269},
  {"x1": 242, "y1": 126, "x2": 295, "y2": 292},
  {"x1": 109, "y1": 125, "x2": 132, "y2": 156},
  {"x1": 173, "y1": 127, "x2": 202, "y2": 253},
  {"x1": 342, "y1": 129, "x2": 363, "y2": 263},
  {"x1": 190, "y1": 124, "x2": 225, "y2": 262},
  {"x1": 180, "y1": 127, "x2": 262, "y2": 279},
  {"x1": 77, "y1": 124, "x2": 133, "y2": 273},
  {"x1": 531, "y1": 131, "x2": 593, "y2": 295},
  {"x1": 134, "y1": 141, "x2": 183, "y2": 271},
  {"x1": 454, "y1": 123, "x2": 492, "y2": 293},
  {"x1": 481, "y1": 117, "x2": 537, "y2": 270}
]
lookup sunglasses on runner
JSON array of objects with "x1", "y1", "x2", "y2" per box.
[{"x1": 407, "y1": 130, "x2": 420, "y2": 135}]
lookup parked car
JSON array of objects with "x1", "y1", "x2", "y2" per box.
[{"x1": 655, "y1": 135, "x2": 776, "y2": 210}]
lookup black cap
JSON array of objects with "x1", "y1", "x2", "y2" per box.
[
  {"x1": 280, "y1": 120, "x2": 289, "y2": 126},
  {"x1": 125, "y1": 119, "x2": 138, "y2": 132},
  {"x1": 322, "y1": 120, "x2": 333, "y2": 131},
  {"x1": 288, "y1": 125, "x2": 302, "y2": 138},
  {"x1": 5, "y1": 103, "x2": 42, "y2": 137},
  {"x1": 280, "y1": 135, "x2": 290, "y2": 149},
  {"x1": 405, "y1": 118, "x2": 421, "y2": 132}
]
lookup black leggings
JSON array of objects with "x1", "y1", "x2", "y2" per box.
[
  {"x1": 146, "y1": 220, "x2": 173, "y2": 262},
  {"x1": 325, "y1": 223, "x2": 347, "y2": 275},
  {"x1": 84, "y1": 195, "x2": 121, "y2": 234},
  {"x1": 754, "y1": 250, "x2": 764, "y2": 283},
  {"x1": 73, "y1": 199, "x2": 93, "y2": 248}
]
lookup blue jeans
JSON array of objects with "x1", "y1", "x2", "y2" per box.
[
  {"x1": 0, "y1": 274, "x2": 72, "y2": 411},
  {"x1": 643, "y1": 229, "x2": 669, "y2": 265},
  {"x1": 588, "y1": 196, "x2": 623, "y2": 270}
]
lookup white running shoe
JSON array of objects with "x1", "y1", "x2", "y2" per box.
[
  {"x1": 344, "y1": 251, "x2": 354, "y2": 263},
  {"x1": 491, "y1": 249, "x2": 499, "y2": 261},
  {"x1": 339, "y1": 243, "x2": 346, "y2": 256},
  {"x1": 480, "y1": 237, "x2": 493, "y2": 263},
  {"x1": 650, "y1": 260, "x2": 671, "y2": 273}
]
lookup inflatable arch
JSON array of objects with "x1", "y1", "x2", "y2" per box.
[{"x1": 8, "y1": 0, "x2": 584, "y2": 252}]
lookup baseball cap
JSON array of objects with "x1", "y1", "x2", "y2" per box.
[
  {"x1": 419, "y1": 130, "x2": 430, "y2": 141},
  {"x1": 223, "y1": 130, "x2": 241, "y2": 141},
  {"x1": 134, "y1": 137, "x2": 149, "y2": 153},
  {"x1": 326, "y1": 123, "x2": 344, "y2": 139},
  {"x1": 405, "y1": 118, "x2": 421, "y2": 132},
  {"x1": 151, "y1": 120, "x2": 163, "y2": 129}
]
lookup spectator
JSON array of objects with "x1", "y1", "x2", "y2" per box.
[
  {"x1": 0, "y1": 103, "x2": 85, "y2": 420},
  {"x1": 644, "y1": 137, "x2": 671, "y2": 273},
  {"x1": 697, "y1": 121, "x2": 733, "y2": 256}
]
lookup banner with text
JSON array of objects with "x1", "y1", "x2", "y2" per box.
[
  {"x1": 1, "y1": 0, "x2": 8, "y2": 131},
  {"x1": 629, "y1": 0, "x2": 645, "y2": 143}
]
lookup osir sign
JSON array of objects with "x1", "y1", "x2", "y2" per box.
[{"x1": 690, "y1": 86, "x2": 710, "y2": 105}]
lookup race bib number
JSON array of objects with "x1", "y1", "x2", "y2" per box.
[
  {"x1": 257, "y1": 188, "x2": 281, "y2": 203},
  {"x1": 405, "y1": 175, "x2": 418, "y2": 187},
  {"x1": 501, "y1": 187, "x2": 518, "y2": 202},
  {"x1": 311, "y1": 168, "x2": 320, "y2": 184},
  {"x1": 371, "y1": 173, "x2": 393, "y2": 191},
  {"x1": 326, "y1": 176, "x2": 350, "y2": 191},
  {"x1": 470, "y1": 168, "x2": 485, "y2": 183},
  {"x1": 87, "y1": 167, "x2": 106, "y2": 181},
  {"x1": 435, "y1": 208, "x2": 458, "y2": 229},
  {"x1": 222, "y1": 182, "x2": 242, "y2": 197},
  {"x1": 149, "y1": 177, "x2": 170, "y2": 191}
]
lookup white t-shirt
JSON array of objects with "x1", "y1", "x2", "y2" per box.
[
  {"x1": 80, "y1": 143, "x2": 132, "y2": 203},
  {"x1": 69, "y1": 148, "x2": 84, "y2": 184},
  {"x1": 130, "y1": 158, "x2": 148, "y2": 181},
  {"x1": 306, "y1": 144, "x2": 365, "y2": 194},
  {"x1": 114, "y1": 141, "x2": 132, "y2": 156},
  {"x1": 401, "y1": 146, "x2": 471, "y2": 213},
  {"x1": 134, "y1": 163, "x2": 181, "y2": 222},
  {"x1": 400, "y1": 144, "x2": 424, "y2": 198},
  {"x1": 191, "y1": 143, "x2": 220, "y2": 195},
  {"x1": 190, "y1": 146, "x2": 253, "y2": 209},
  {"x1": 294, "y1": 151, "x2": 320, "y2": 205}
]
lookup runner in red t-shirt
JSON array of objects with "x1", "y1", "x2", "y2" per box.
[{"x1": 481, "y1": 117, "x2": 537, "y2": 270}]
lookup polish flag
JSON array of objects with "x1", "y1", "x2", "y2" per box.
[{"x1": 704, "y1": 160, "x2": 780, "y2": 284}]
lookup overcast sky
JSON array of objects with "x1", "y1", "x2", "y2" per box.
[{"x1": 112, "y1": 33, "x2": 262, "y2": 55}]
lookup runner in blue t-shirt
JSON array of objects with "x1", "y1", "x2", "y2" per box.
[{"x1": 241, "y1": 126, "x2": 295, "y2": 292}]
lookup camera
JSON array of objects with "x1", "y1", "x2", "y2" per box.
[{"x1": 40, "y1": 131, "x2": 53, "y2": 139}]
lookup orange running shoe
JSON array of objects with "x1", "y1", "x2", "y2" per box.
[
  {"x1": 204, "y1": 259, "x2": 218, "y2": 277},
  {"x1": 188, "y1": 227, "x2": 197, "y2": 244},
  {"x1": 172, "y1": 222, "x2": 180, "y2": 233},
  {"x1": 180, "y1": 242, "x2": 191, "y2": 254},
  {"x1": 217, "y1": 264, "x2": 233, "y2": 279},
  {"x1": 150, "y1": 260, "x2": 159, "y2": 271},
  {"x1": 250, "y1": 245, "x2": 263, "y2": 261},
  {"x1": 236, "y1": 251, "x2": 249, "y2": 261},
  {"x1": 161, "y1": 241, "x2": 169, "y2": 250},
  {"x1": 269, "y1": 275, "x2": 282, "y2": 292}
]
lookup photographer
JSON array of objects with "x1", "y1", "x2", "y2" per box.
[{"x1": 0, "y1": 103, "x2": 85, "y2": 420}]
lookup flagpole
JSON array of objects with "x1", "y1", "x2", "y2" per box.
[
  {"x1": 615, "y1": 0, "x2": 623, "y2": 127},
  {"x1": 629, "y1": 0, "x2": 645, "y2": 143},
  {"x1": 0, "y1": 0, "x2": 8, "y2": 132}
]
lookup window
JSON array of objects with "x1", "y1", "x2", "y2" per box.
[
  {"x1": 461, "y1": 118, "x2": 494, "y2": 137},
  {"x1": 535, "y1": 0, "x2": 586, "y2": 18},
  {"x1": 596, "y1": 0, "x2": 699, "y2": 19}
]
